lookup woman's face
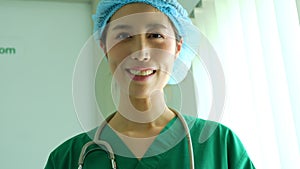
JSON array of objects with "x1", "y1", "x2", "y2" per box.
[{"x1": 104, "y1": 3, "x2": 182, "y2": 98}]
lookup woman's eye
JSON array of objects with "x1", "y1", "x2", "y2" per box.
[
  {"x1": 116, "y1": 33, "x2": 132, "y2": 40},
  {"x1": 148, "y1": 33, "x2": 164, "y2": 39}
]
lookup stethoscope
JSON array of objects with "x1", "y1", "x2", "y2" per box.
[{"x1": 78, "y1": 111, "x2": 195, "y2": 169}]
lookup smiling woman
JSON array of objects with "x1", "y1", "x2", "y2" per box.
[
  {"x1": 45, "y1": 0, "x2": 255, "y2": 169},
  {"x1": 0, "y1": 47, "x2": 16, "y2": 54}
]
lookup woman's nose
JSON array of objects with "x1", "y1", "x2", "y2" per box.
[
  {"x1": 130, "y1": 35, "x2": 150, "y2": 61},
  {"x1": 131, "y1": 50, "x2": 150, "y2": 61}
]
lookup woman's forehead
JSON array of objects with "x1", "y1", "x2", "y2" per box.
[
  {"x1": 110, "y1": 3, "x2": 163, "y2": 21},
  {"x1": 108, "y1": 12, "x2": 172, "y2": 31}
]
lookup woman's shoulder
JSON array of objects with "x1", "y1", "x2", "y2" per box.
[
  {"x1": 45, "y1": 131, "x2": 94, "y2": 169},
  {"x1": 184, "y1": 115, "x2": 255, "y2": 168},
  {"x1": 52, "y1": 132, "x2": 92, "y2": 154},
  {"x1": 184, "y1": 115, "x2": 247, "y2": 155},
  {"x1": 183, "y1": 115, "x2": 236, "y2": 140}
]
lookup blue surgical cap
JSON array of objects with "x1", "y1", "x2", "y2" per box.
[{"x1": 92, "y1": 0, "x2": 197, "y2": 84}]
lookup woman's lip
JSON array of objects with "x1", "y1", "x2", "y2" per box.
[
  {"x1": 130, "y1": 73, "x2": 155, "y2": 81},
  {"x1": 126, "y1": 67, "x2": 157, "y2": 75},
  {"x1": 127, "y1": 67, "x2": 156, "y2": 71},
  {"x1": 125, "y1": 68, "x2": 157, "y2": 81}
]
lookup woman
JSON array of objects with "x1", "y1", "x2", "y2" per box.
[{"x1": 45, "y1": 0, "x2": 255, "y2": 168}]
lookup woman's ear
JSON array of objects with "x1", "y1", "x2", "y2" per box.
[
  {"x1": 100, "y1": 40, "x2": 107, "y2": 54},
  {"x1": 175, "y1": 38, "x2": 183, "y2": 59}
]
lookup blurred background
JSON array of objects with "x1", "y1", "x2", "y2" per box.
[{"x1": 0, "y1": 0, "x2": 299, "y2": 168}]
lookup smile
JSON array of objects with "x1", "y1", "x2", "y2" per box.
[
  {"x1": 126, "y1": 68, "x2": 157, "y2": 81},
  {"x1": 128, "y1": 69, "x2": 156, "y2": 76}
]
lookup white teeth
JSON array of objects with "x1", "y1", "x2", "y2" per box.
[{"x1": 129, "y1": 69, "x2": 154, "y2": 76}]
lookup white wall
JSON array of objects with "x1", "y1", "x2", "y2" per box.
[
  {"x1": 297, "y1": 0, "x2": 300, "y2": 24},
  {"x1": 0, "y1": 1, "x2": 92, "y2": 168}
]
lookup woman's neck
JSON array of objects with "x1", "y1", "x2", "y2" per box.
[
  {"x1": 109, "y1": 109, "x2": 175, "y2": 137},
  {"x1": 116, "y1": 90, "x2": 170, "y2": 123},
  {"x1": 108, "y1": 91, "x2": 176, "y2": 159},
  {"x1": 109, "y1": 90, "x2": 175, "y2": 137}
]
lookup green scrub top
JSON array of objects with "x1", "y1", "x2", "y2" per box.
[{"x1": 45, "y1": 116, "x2": 255, "y2": 169}]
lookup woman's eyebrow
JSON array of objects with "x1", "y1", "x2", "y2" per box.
[
  {"x1": 111, "y1": 23, "x2": 168, "y2": 31},
  {"x1": 146, "y1": 23, "x2": 168, "y2": 29},
  {"x1": 112, "y1": 24, "x2": 132, "y2": 31}
]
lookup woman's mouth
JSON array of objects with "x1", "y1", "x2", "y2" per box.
[
  {"x1": 126, "y1": 68, "x2": 156, "y2": 81},
  {"x1": 128, "y1": 69, "x2": 156, "y2": 76}
]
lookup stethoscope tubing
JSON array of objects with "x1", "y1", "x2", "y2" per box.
[{"x1": 78, "y1": 112, "x2": 194, "y2": 169}]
